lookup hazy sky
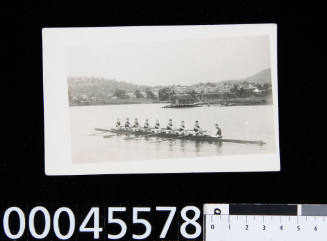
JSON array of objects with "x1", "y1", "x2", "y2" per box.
[{"x1": 66, "y1": 35, "x2": 271, "y2": 86}]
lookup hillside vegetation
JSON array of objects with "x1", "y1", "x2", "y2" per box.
[{"x1": 68, "y1": 68, "x2": 272, "y2": 106}]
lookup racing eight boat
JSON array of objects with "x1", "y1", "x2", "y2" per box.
[{"x1": 95, "y1": 128, "x2": 265, "y2": 145}]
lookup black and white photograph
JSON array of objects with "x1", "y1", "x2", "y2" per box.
[
  {"x1": 42, "y1": 24, "x2": 279, "y2": 175},
  {"x1": 5, "y1": 3, "x2": 326, "y2": 239}
]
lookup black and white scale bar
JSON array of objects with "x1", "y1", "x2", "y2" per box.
[
  {"x1": 204, "y1": 204, "x2": 327, "y2": 241},
  {"x1": 229, "y1": 204, "x2": 297, "y2": 216}
]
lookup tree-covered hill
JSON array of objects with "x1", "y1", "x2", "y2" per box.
[
  {"x1": 68, "y1": 76, "x2": 148, "y2": 98},
  {"x1": 219, "y1": 68, "x2": 271, "y2": 86},
  {"x1": 244, "y1": 68, "x2": 271, "y2": 84},
  {"x1": 67, "y1": 68, "x2": 272, "y2": 106}
]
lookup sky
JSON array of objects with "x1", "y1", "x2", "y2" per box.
[{"x1": 66, "y1": 35, "x2": 271, "y2": 86}]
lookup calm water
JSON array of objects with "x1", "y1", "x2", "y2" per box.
[{"x1": 70, "y1": 104, "x2": 276, "y2": 163}]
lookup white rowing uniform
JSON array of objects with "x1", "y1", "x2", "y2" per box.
[
  {"x1": 133, "y1": 121, "x2": 139, "y2": 128},
  {"x1": 153, "y1": 122, "x2": 160, "y2": 133},
  {"x1": 116, "y1": 120, "x2": 121, "y2": 128},
  {"x1": 144, "y1": 121, "x2": 150, "y2": 130},
  {"x1": 167, "y1": 122, "x2": 173, "y2": 130},
  {"x1": 125, "y1": 121, "x2": 130, "y2": 128},
  {"x1": 194, "y1": 123, "x2": 200, "y2": 132}
]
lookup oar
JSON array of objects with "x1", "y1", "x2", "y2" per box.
[
  {"x1": 188, "y1": 130, "x2": 208, "y2": 136},
  {"x1": 89, "y1": 128, "x2": 112, "y2": 136},
  {"x1": 103, "y1": 134, "x2": 116, "y2": 138},
  {"x1": 94, "y1": 128, "x2": 111, "y2": 132},
  {"x1": 89, "y1": 131, "x2": 108, "y2": 136},
  {"x1": 177, "y1": 134, "x2": 193, "y2": 140},
  {"x1": 124, "y1": 132, "x2": 155, "y2": 140}
]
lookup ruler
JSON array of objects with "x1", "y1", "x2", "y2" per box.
[{"x1": 204, "y1": 204, "x2": 327, "y2": 241}]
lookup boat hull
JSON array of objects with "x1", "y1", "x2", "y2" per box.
[{"x1": 107, "y1": 128, "x2": 265, "y2": 145}]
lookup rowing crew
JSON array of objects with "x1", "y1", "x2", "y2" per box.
[
  {"x1": 116, "y1": 118, "x2": 222, "y2": 138},
  {"x1": 117, "y1": 118, "x2": 151, "y2": 130}
]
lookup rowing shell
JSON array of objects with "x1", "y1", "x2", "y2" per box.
[{"x1": 97, "y1": 128, "x2": 265, "y2": 145}]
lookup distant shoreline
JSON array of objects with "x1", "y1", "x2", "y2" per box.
[{"x1": 69, "y1": 96, "x2": 272, "y2": 107}]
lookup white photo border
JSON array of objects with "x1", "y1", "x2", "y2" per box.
[{"x1": 42, "y1": 24, "x2": 280, "y2": 175}]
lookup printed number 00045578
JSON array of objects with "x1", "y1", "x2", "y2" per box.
[{"x1": 1, "y1": 206, "x2": 201, "y2": 240}]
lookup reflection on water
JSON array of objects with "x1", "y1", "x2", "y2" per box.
[
  {"x1": 70, "y1": 104, "x2": 276, "y2": 163},
  {"x1": 135, "y1": 137, "x2": 224, "y2": 154},
  {"x1": 180, "y1": 140, "x2": 185, "y2": 152},
  {"x1": 112, "y1": 135, "x2": 224, "y2": 154},
  {"x1": 215, "y1": 141, "x2": 223, "y2": 153}
]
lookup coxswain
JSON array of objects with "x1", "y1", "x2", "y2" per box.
[
  {"x1": 179, "y1": 120, "x2": 186, "y2": 134},
  {"x1": 215, "y1": 123, "x2": 222, "y2": 138},
  {"x1": 166, "y1": 119, "x2": 173, "y2": 133},
  {"x1": 133, "y1": 118, "x2": 139, "y2": 129},
  {"x1": 124, "y1": 118, "x2": 130, "y2": 129},
  {"x1": 193, "y1": 120, "x2": 201, "y2": 135},
  {"x1": 116, "y1": 118, "x2": 121, "y2": 129},
  {"x1": 144, "y1": 119, "x2": 150, "y2": 131}
]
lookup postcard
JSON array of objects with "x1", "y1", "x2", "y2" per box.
[{"x1": 42, "y1": 24, "x2": 279, "y2": 175}]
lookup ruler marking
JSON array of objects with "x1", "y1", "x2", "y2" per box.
[
  {"x1": 206, "y1": 214, "x2": 230, "y2": 216},
  {"x1": 204, "y1": 204, "x2": 327, "y2": 241}
]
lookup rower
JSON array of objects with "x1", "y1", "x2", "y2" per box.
[
  {"x1": 166, "y1": 119, "x2": 173, "y2": 133},
  {"x1": 215, "y1": 123, "x2": 222, "y2": 138},
  {"x1": 153, "y1": 120, "x2": 160, "y2": 133},
  {"x1": 178, "y1": 121, "x2": 186, "y2": 134},
  {"x1": 193, "y1": 120, "x2": 202, "y2": 135},
  {"x1": 133, "y1": 118, "x2": 139, "y2": 129},
  {"x1": 124, "y1": 118, "x2": 130, "y2": 129},
  {"x1": 143, "y1": 119, "x2": 150, "y2": 131},
  {"x1": 116, "y1": 118, "x2": 121, "y2": 129}
]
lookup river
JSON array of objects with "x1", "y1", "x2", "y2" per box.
[{"x1": 69, "y1": 103, "x2": 276, "y2": 163}]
